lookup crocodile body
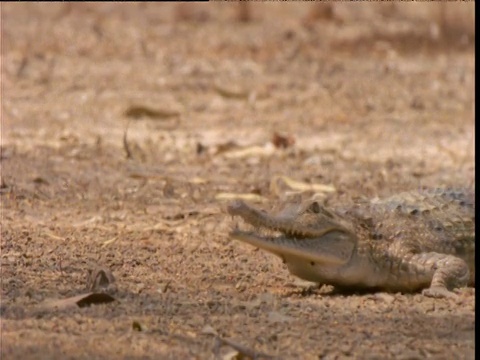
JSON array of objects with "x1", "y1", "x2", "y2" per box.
[{"x1": 227, "y1": 188, "x2": 475, "y2": 298}]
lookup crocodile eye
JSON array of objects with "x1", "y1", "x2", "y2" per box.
[{"x1": 309, "y1": 201, "x2": 321, "y2": 213}]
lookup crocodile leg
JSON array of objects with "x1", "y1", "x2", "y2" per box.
[{"x1": 407, "y1": 252, "x2": 470, "y2": 298}]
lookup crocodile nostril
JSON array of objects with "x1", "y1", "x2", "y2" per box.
[{"x1": 227, "y1": 200, "x2": 246, "y2": 215}]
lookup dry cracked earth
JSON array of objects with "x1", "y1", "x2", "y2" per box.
[{"x1": 1, "y1": 3, "x2": 475, "y2": 359}]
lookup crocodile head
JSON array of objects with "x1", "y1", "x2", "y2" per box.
[{"x1": 227, "y1": 199, "x2": 357, "y2": 282}]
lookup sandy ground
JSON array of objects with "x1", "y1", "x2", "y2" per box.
[{"x1": 1, "y1": 3, "x2": 475, "y2": 359}]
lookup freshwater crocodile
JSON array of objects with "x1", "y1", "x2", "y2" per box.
[{"x1": 227, "y1": 188, "x2": 475, "y2": 298}]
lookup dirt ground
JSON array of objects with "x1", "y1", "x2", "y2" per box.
[{"x1": 1, "y1": 3, "x2": 475, "y2": 359}]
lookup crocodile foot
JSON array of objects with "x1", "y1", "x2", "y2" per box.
[{"x1": 422, "y1": 286, "x2": 458, "y2": 299}]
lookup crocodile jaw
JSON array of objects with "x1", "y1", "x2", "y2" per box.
[
  {"x1": 228, "y1": 199, "x2": 361, "y2": 283},
  {"x1": 227, "y1": 199, "x2": 346, "y2": 238},
  {"x1": 230, "y1": 229, "x2": 352, "y2": 266}
]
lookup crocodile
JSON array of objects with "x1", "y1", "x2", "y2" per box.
[{"x1": 227, "y1": 188, "x2": 475, "y2": 298}]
